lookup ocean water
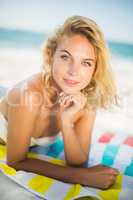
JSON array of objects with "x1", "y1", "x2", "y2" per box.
[
  {"x1": 0, "y1": 27, "x2": 133, "y2": 134},
  {"x1": 0, "y1": 27, "x2": 133, "y2": 59},
  {"x1": 0, "y1": 28, "x2": 46, "y2": 49}
]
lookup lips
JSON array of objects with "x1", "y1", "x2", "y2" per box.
[{"x1": 64, "y1": 78, "x2": 79, "y2": 85}]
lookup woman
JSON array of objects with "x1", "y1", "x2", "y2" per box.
[{"x1": 0, "y1": 15, "x2": 119, "y2": 189}]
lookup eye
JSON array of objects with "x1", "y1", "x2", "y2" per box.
[
  {"x1": 82, "y1": 61, "x2": 92, "y2": 67},
  {"x1": 60, "y1": 54, "x2": 69, "y2": 60}
]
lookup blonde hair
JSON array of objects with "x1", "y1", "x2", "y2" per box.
[{"x1": 41, "y1": 15, "x2": 118, "y2": 110}]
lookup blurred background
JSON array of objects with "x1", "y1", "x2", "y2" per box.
[{"x1": 0, "y1": 0, "x2": 133, "y2": 135}]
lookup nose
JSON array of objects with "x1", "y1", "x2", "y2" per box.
[{"x1": 67, "y1": 64, "x2": 78, "y2": 76}]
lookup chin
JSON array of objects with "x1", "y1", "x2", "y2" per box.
[{"x1": 60, "y1": 86, "x2": 80, "y2": 94}]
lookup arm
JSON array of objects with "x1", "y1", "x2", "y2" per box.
[
  {"x1": 6, "y1": 88, "x2": 82, "y2": 185},
  {"x1": 61, "y1": 108, "x2": 96, "y2": 166},
  {"x1": 6, "y1": 88, "x2": 118, "y2": 189},
  {"x1": 10, "y1": 157, "x2": 82, "y2": 184}
]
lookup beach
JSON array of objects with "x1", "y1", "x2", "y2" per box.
[{"x1": 0, "y1": 29, "x2": 133, "y2": 137}]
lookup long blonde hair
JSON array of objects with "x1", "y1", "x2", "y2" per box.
[{"x1": 41, "y1": 15, "x2": 118, "y2": 110}]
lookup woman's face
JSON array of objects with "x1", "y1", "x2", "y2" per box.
[{"x1": 51, "y1": 34, "x2": 96, "y2": 94}]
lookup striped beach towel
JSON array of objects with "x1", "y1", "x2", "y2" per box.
[{"x1": 0, "y1": 132, "x2": 133, "y2": 200}]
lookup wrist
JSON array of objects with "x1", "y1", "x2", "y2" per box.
[
  {"x1": 61, "y1": 112, "x2": 74, "y2": 123},
  {"x1": 67, "y1": 166, "x2": 85, "y2": 185},
  {"x1": 61, "y1": 118, "x2": 74, "y2": 129},
  {"x1": 77, "y1": 168, "x2": 88, "y2": 186},
  {"x1": 71, "y1": 167, "x2": 87, "y2": 186}
]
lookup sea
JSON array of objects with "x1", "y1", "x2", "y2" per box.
[{"x1": 0, "y1": 27, "x2": 133, "y2": 136}]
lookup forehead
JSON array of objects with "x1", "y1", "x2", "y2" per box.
[{"x1": 56, "y1": 34, "x2": 96, "y2": 59}]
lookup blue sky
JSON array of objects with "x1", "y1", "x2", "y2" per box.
[{"x1": 0, "y1": 0, "x2": 133, "y2": 43}]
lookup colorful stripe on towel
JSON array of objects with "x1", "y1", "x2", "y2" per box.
[{"x1": 0, "y1": 132, "x2": 133, "y2": 200}]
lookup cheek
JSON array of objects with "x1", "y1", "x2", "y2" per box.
[
  {"x1": 80, "y1": 69, "x2": 94, "y2": 86},
  {"x1": 52, "y1": 62, "x2": 65, "y2": 81},
  {"x1": 80, "y1": 68, "x2": 93, "y2": 79}
]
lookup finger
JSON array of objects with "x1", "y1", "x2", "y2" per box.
[
  {"x1": 70, "y1": 97, "x2": 80, "y2": 106},
  {"x1": 71, "y1": 94, "x2": 85, "y2": 104},
  {"x1": 59, "y1": 91, "x2": 65, "y2": 96},
  {"x1": 111, "y1": 167, "x2": 119, "y2": 175},
  {"x1": 59, "y1": 93, "x2": 71, "y2": 100},
  {"x1": 58, "y1": 94, "x2": 67, "y2": 103},
  {"x1": 113, "y1": 170, "x2": 119, "y2": 176},
  {"x1": 108, "y1": 168, "x2": 119, "y2": 176},
  {"x1": 62, "y1": 96, "x2": 73, "y2": 105},
  {"x1": 59, "y1": 96, "x2": 72, "y2": 106},
  {"x1": 109, "y1": 177, "x2": 116, "y2": 186}
]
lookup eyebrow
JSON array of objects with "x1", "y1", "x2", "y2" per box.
[{"x1": 59, "y1": 49, "x2": 95, "y2": 62}]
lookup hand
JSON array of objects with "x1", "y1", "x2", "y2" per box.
[
  {"x1": 58, "y1": 91, "x2": 87, "y2": 121},
  {"x1": 80, "y1": 164, "x2": 119, "y2": 189}
]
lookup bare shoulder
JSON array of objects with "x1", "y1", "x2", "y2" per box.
[
  {"x1": 6, "y1": 72, "x2": 44, "y2": 111},
  {"x1": 0, "y1": 74, "x2": 41, "y2": 117}
]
